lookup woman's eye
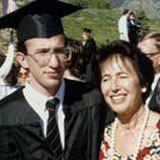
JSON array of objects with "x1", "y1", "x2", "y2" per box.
[
  {"x1": 119, "y1": 74, "x2": 128, "y2": 79},
  {"x1": 102, "y1": 77, "x2": 110, "y2": 82}
]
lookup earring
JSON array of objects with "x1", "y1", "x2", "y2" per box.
[{"x1": 141, "y1": 87, "x2": 147, "y2": 93}]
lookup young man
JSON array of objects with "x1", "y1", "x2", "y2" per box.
[{"x1": 0, "y1": 0, "x2": 113, "y2": 160}]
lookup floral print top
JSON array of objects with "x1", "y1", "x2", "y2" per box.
[{"x1": 99, "y1": 119, "x2": 160, "y2": 160}]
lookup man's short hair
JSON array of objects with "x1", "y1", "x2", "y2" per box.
[{"x1": 140, "y1": 32, "x2": 160, "y2": 50}]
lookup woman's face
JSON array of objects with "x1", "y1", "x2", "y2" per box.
[{"x1": 100, "y1": 55, "x2": 143, "y2": 115}]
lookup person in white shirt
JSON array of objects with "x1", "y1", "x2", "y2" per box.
[
  {"x1": 0, "y1": 42, "x2": 19, "y2": 100},
  {"x1": 138, "y1": 32, "x2": 160, "y2": 113},
  {"x1": 118, "y1": 9, "x2": 131, "y2": 42}
]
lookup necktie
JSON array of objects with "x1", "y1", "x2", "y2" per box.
[{"x1": 46, "y1": 98, "x2": 63, "y2": 159}]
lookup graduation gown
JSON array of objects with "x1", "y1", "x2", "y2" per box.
[
  {"x1": 83, "y1": 38, "x2": 97, "y2": 85},
  {"x1": 0, "y1": 79, "x2": 114, "y2": 160}
]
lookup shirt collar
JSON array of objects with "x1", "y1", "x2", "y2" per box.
[
  {"x1": 54, "y1": 79, "x2": 65, "y2": 106},
  {"x1": 23, "y1": 79, "x2": 65, "y2": 112}
]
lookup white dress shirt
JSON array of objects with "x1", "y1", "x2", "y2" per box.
[
  {"x1": 118, "y1": 15, "x2": 129, "y2": 42},
  {"x1": 145, "y1": 73, "x2": 160, "y2": 105},
  {"x1": 23, "y1": 80, "x2": 65, "y2": 149}
]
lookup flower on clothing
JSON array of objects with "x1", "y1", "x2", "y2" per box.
[
  {"x1": 136, "y1": 149, "x2": 149, "y2": 160},
  {"x1": 156, "y1": 119, "x2": 160, "y2": 129},
  {"x1": 99, "y1": 118, "x2": 160, "y2": 160},
  {"x1": 99, "y1": 150, "x2": 105, "y2": 160}
]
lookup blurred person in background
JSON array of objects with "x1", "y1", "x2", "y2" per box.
[
  {"x1": 138, "y1": 32, "x2": 160, "y2": 113},
  {"x1": 128, "y1": 12, "x2": 139, "y2": 46},
  {"x1": 63, "y1": 38, "x2": 86, "y2": 82},
  {"x1": 118, "y1": 9, "x2": 131, "y2": 42},
  {"x1": 82, "y1": 28, "x2": 97, "y2": 85}
]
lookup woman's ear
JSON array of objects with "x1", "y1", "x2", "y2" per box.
[{"x1": 15, "y1": 52, "x2": 29, "y2": 70}]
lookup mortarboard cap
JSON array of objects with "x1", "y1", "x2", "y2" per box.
[
  {"x1": 0, "y1": 0, "x2": 82, "y2": 44},
  {"x1": 83, "y1": 28, "x2": 92, "y2": 33}
]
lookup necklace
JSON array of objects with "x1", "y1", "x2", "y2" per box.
[{"x1": 110, "y1": 107, "x2": 150, "y2": 160}]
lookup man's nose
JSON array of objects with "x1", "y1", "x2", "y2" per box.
[{"x1": 48, "y1": 53, "x2": 60, "y2": 67}]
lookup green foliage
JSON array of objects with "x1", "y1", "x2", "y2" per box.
[
  {"x1": 87, "y1": 0, "x2": 111, "y2": 9},
  {"x1": 15, "y1": 0, "x2": 33, "y2": 7},
  {"x1": 65, "y1": 0, "x2": 111, "y2": 9},
  {"x1": 136, "y1": 10, "x2": 150, "y2": 39},
  {"x1": 63, "y1": 8, "x2": 119, "y2": 46}
]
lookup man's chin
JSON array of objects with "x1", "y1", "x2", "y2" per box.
[{"x1": 46, "y1": 78, "x2": 62, "y2": 88}]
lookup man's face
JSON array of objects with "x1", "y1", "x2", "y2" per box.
[
  {"x1": 138, "y1": 38, "x2": 160, "y2": 73},
  {"x1": 82, "y1": 32, "x2": 88, "y2": 40},
  {"x1": 24, "y1": 34, "x2": 66, "y2": 95}
]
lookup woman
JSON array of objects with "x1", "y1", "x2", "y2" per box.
[
  {"x1": 63, "y1": 38, "x2": 87, "y2": 82},
  {"x1": 95, "y1": 40, "x2": 160, "y2": 159}
]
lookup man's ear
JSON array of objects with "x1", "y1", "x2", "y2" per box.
[{"x1": 15, "y1": 52, "x2": 29, "y2": 70}]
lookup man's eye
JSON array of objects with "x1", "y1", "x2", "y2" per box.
[{"x1": 53, "y1": 48, "x2": 66, "y2": 54}]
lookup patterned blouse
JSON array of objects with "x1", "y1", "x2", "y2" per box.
[{"x1": 99, "y1": 119, "x2": 160, "y2": 160}]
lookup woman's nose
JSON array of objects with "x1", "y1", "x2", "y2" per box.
[{"x1": 110, "y1": 78, "x2": 120, "y2": 92}]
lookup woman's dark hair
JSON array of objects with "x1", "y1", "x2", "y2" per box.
[
  {"x1": 65, "y1": 38, "x2": 86, "y2": 80},
  {"x1": 95, "y1": 40, "x2": 154, "y2": 102}
]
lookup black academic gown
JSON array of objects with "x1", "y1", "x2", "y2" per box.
[
  {"x1": 83, "y1": 38, "x2": 97, "y2": 85},
  {"x1": 0, "y1": 79, "x2": 114, "y2": 160},
  {"x1": 128, "y1": 20, "x2": 139, "y2": 46}
]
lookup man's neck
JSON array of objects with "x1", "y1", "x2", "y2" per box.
[{"x1": 28, "y1": 81, "x2": 61, "y2": 97}]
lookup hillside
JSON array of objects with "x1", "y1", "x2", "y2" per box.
[
  {"x1": 0, "y1": 3, "x2": 120, "y2": 52},
  {"x1": 0, "y1": 0, "x2": 160, "y2": 52},
  {"x1": 63, "y1": 8, "x2": 120, "y2": 46},
  {"x1": 110, "y1": 0, "x2": 160, "y2": 19}
]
